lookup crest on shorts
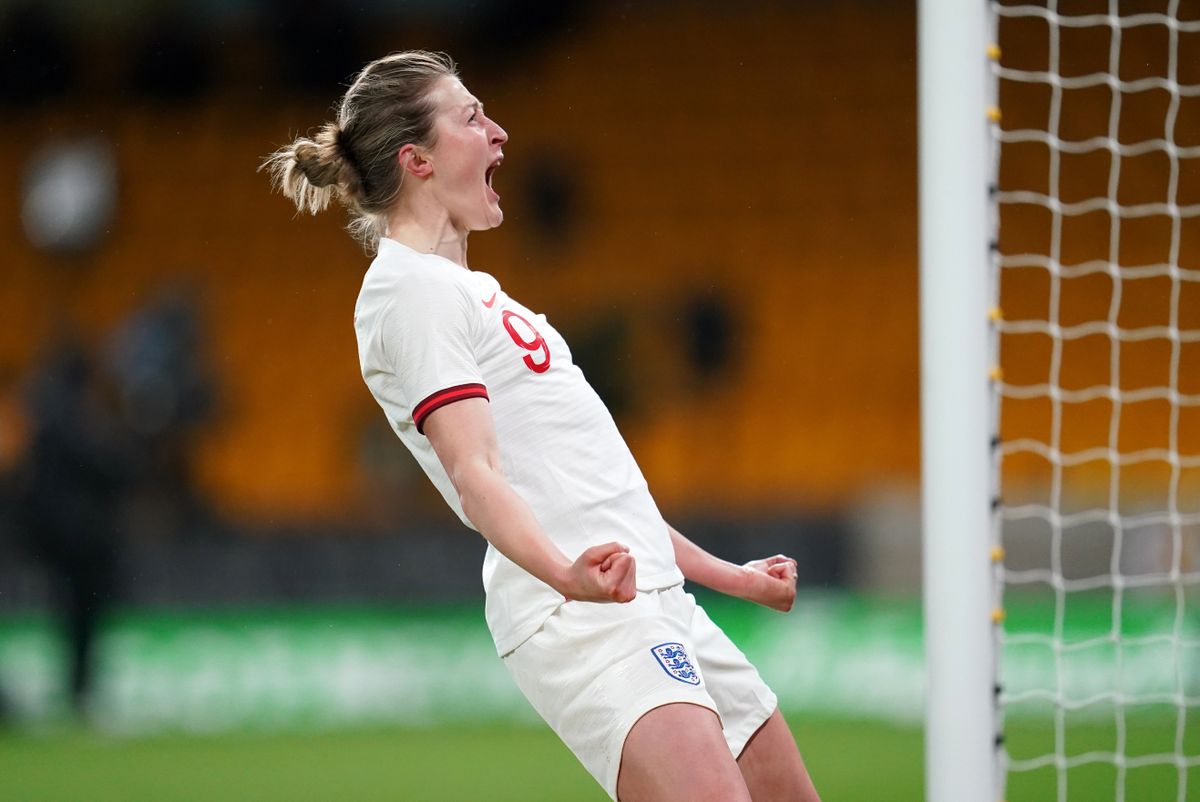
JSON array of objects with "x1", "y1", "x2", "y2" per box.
[{"x1": 650, "y1": 642, "x2": 701, "y2": 685}]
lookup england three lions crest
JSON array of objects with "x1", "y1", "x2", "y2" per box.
[{"x1": 650, "y1": 642, "x2": 701, "y2": 685}]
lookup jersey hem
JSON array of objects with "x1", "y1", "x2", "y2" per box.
[{"x1": 491, "y1": 566, "x2": 686, "y2": 657}]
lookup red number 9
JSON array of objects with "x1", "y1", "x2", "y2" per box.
[{"x1": 501, "y1": 310, "x2": 551, "y2": 374}]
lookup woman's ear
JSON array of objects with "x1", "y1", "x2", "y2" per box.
[{"x1": 398, "y1": 143, "x2": 433, "y2": 178}]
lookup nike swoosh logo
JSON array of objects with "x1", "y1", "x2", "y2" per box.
[{"x1": 482, "y1": 293, "x2": 497, "y2": 308}]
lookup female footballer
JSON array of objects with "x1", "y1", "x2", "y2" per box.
[{"x1": 265, "y1": 50, "x2": 820, "y2": 802}]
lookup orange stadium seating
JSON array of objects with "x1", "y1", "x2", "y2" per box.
[{"x1": 3, "y1": 4, "x2": 1188, "y2": 526}]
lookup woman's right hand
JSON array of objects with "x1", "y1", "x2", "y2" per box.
[{"x1": 559, "y1": 542, "x2": 637, "y2": 603}]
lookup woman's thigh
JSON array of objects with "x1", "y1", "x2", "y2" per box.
[
  {"x1": 502, "y1": 591, "x2": 720, "y2": 799},
  {"x1": 736, "y1": 708, "x2": 822, "y2": 802},
  {"x1": 617, "y1": 702, "x2": 752, "y2": 802}
]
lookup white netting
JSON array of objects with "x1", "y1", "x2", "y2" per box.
[{"x1": 989, "y1": 1, "x2": 1200, "y2": 800}]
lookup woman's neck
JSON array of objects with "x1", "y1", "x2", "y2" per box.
[{"x1": 385, "y1": 198, "x2": 469, "y2": 268}]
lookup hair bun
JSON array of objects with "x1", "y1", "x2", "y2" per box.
[{"x1": 293, "y1": 123, "x2": 345, "y2": 189}]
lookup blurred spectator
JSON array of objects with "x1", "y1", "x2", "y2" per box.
[
  {"x1": 11, "y1": 336, "x2": 131, "y2": 715},
  {"x1": 522, "y1": 148, "x2": 581, "y2": 251},
  {"x1": 683, "y1": 289, "x2": 737, "y2": 385},
  {"x1": 0, "y1": 379, "x2": 27, "y2": 726},
  {"x1": 106, "y1": 288, "x2": 217, "y2": 540}
]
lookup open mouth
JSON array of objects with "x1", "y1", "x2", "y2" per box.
[{"x1": 485, "y1": 155, "x2": 503, "y2": 193}]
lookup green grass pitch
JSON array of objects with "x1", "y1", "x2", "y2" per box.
[
  {"x1": 1, "y1": 718, "x2": 918, "y2": 801},
  {"x1": 3, "y1": 715, "x2": 1190, "y2": 801}
]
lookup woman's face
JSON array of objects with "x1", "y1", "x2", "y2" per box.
[{"x1": 424, "y1": 76, "x2": 508, "y2": 231}]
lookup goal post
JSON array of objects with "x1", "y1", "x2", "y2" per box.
[
  {"x1": 923, "y1": 2, "x2": 1200, "y2": 801},
  {"x1": 918, "y1": 1, "x2": 998, "y2": 801}
]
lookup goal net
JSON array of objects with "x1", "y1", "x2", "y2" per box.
[{"x1": 989, "y1": 2, "x2": 1200, "y2": 800}]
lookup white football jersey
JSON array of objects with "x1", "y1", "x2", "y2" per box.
[{"x1": 355, "y1": 238, "x2": 684, "y2": 655}]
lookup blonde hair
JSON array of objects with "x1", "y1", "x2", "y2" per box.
[{"x1": 262, "y1": 50, "x2": 458, "y2": 254}]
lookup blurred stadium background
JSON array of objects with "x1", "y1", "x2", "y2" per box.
[{"x1": 0, "y1": 1, "x2": 1194, "y2": 800}]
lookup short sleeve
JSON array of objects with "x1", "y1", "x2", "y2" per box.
[{"x1": 378, "y1": 275, "x2": 488, "y2": 434}]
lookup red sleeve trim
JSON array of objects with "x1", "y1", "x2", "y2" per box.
[{"x1": 413, "y1": 383, "x2": 489, "y2": 434}]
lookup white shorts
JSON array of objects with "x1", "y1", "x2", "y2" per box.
[{"x1": 501, "y1": 585, "x2": 778, "y2": 800}]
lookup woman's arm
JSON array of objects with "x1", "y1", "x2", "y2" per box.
[
  {"x1": 424, "y1": 397, "x2": 636, "y2": 603},
  {"x1": 668, "y1": 524, "x2": 798, "y2": 612}
]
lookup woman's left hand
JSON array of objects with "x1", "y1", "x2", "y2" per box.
[{"x1": 738, "y1": 555, "x2": 798, "y2": 612}]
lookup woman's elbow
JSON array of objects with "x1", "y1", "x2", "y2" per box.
[{"x1": 453, "y1": 460, "x2": 500, "y2": 518}]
